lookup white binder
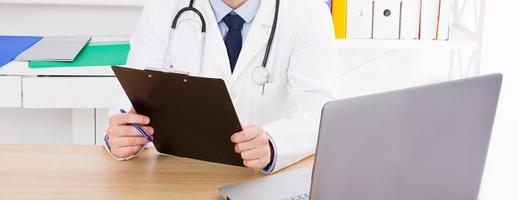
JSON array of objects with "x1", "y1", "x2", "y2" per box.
[
  {"x1": 436, "y1": 0, "x2": 452, "y2": 40},
  {"x1": 419, "y1": 0, "x2": 440, "y2": 40},
  {"x1": 373, "y1": 0, "x2": 401, "y2": 39},
  {"x1": 400, "y1": 0, "x2": 421, "y2": 39},
  {"x1": 347, "y1": 0, "x2": 374, "y2": 39}
]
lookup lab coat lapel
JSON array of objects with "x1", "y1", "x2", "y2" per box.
[
  {"x1": 201, "y1": 1, "x2": 232, "y2": 81},
  {"x1": 230, "y1": 0, "x2": 275, "y2": 87}
]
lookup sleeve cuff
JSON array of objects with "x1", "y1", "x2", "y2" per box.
[
  {"x1": 261, "y1": 132, "x2": 278, "y2": 174},
  {"x1": 103, "y1": 134, "x2": 146, "y2": 161}
]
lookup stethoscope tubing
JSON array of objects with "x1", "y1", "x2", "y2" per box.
[
  {"x1": 166, "y1": 0, "x2": 280, "y2": 90},
  {"x1": 172, "y1": 0, "x2": 206, "y2": 33},
  {"x1": 262, "y1": 0, "x2": 280, "y2": 68}
]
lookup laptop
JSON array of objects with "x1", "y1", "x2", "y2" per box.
[{"x1": 219, "y1": 74, "x2": 502, "y2": 200}]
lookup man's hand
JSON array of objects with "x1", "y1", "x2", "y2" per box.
[
  {"x1": 106, "y1": 108, "x2": 154, "y2": 159},
  {"x1": 231, "y1": 125, "x2": 272, "y2": 170}
]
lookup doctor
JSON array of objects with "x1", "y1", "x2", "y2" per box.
[{"x1": 105, "y1": 0, "x2": 341, "y2": 173}]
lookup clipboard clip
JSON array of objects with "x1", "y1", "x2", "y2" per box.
[{"x1": 145, "y1": 67, "x2": 190, "y2": 75}]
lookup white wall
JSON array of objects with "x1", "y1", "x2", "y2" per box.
[
  {"x1": 339, "y1": 49, "x2": 450, "y2": 98},
  {"x1": 0, "y1": 4, "x2": 142, "y2": 36},
  {"x1": 0, "y1": 108, "x2": 72, "y2": 144},
  {"x1": 478, "y1": 0, "x2": 519, "y2": 199}
]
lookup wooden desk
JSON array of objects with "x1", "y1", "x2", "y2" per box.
[{"x1": 0, "y1": 145, "x2": 314, "y2": 199}]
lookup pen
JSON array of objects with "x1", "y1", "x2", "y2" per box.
[{"x1": 120, "y1": 109, "x2": 153, "y2": 142}]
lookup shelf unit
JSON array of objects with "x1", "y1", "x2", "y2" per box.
[
  {"x1": 335, "y1": 25, "x2": 478, "y2": 50},
  {"x1": 0, "y1": 0, "x2": 485, "y2": 78},
  {"x1": 334, "y1": 0, "x2": 485, "y2": 79},
  {"x1": 0, "y1": 36, "x2": 129, "y2": 145}
]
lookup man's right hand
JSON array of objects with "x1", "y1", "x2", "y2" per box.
[{"x1": 106, "y1": 108, "x2": 154, "y2": 159}]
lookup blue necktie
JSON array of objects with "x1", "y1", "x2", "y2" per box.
[{"x1": 223, "y1": 13, "x2": 245, "y2": 73}]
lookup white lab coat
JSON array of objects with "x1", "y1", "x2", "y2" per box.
[{"x1": 115, "y1": 0, "x2": 341, "y2": 173}]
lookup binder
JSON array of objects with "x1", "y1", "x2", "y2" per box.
[
  {"x1": 419, "y1": 0, "x2": 440, "y2": 40},
  {"x1": 112, "y1": 66, "x2": 244, "y2": 167},
  {"x1": 400, "y1": 0, "x2": 421, "y2": 39},
  {"x1": 347, "y1": 0, "x2": 374, "y2": 39},
  {"x1": 332, "y1": 0, "x2": 347, "y2": 38},
  {"x1": 373, "y1": 0, "x2": 401, "y2": 39},
  {"x1": 436, "y1": 0, "x2": 452, "y2": 40}
]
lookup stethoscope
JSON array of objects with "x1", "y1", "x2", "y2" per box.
[{"x1": 164, "y1": 0, "x2": 280, "y2": 95}]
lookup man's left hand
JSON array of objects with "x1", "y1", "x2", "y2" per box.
[{"x1": 231, "y1": 125, "x2": 271, "y2": 170}]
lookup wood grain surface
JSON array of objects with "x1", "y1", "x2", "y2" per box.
[{"x1": 0, "y1": 145, "x2": 314, "y2": 199}]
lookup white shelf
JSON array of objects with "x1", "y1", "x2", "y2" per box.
[
  {"x1": 336, "y1": 39, "x2": 477, "y2": 50},
  {"x1": 0, "y1": 0, "x2": 145, "y2": 6},
  {"x1": 0, "y1": 61, "x2": 115, "y2": 76},
  {"x1": 336, "y1": 25, "x2": 479, "y2": 50}
]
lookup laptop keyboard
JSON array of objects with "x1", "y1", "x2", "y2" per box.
[{"x1": 282, "y1": 193, "x2": 309, "y2": 200}]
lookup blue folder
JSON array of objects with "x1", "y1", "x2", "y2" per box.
[{"x1": 0, "y1": 36, "x2": 43, "y2": 67}]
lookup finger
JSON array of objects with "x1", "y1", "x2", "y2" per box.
[
  {"x1": 109, "y1": 136, "x2": 150, "y2": 148},
  {"x1": 240, "y1": 147, "x2": 270, "y2": 161},
  {"x1": 243, "y1": 158, "x2": 269, "y2": 170},
  {"x1": 129, "y1": 107, "x2": 136, "y2": 113},
  {"x1": 116, "y1": 113, "x2": 150, "y2": 125},
  {"x1": 109, "y1": 113, "x2": 150, "y2": 126},
  {"x1": 142, "y1": 126, "x2": 154, "y2": 135},
  {"x1": 235, "y1": 134, "x2": 269, "y2": 153},
  {"x1": 111, "y1": 146, "x2": 143, "y2": 158},
  {"x1": 231, "y1": 126, "x2": 262, "y2": 143},
  {"x1": 108, "y1": 125, "x2": 154, "y2": 137},
  {"x1": 234, "y1": 136, "x2": 264, "y2": 153},
  {"x1": 122, "y1": 126, "x2": 154, "y2": 137},
  {"x1": 235, "y1": 141, "x2": 254, "y2": 153}
]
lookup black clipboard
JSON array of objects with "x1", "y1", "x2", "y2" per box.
[{"x1": 112, "y1": 66, "x2": 244, "y2": 167}]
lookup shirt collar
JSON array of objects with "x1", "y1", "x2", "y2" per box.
[{"x1": 209, "y1": 0, "x2": 261, "y2": 24}]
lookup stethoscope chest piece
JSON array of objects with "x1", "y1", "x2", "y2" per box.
[{"x1": 252, "y1": 66, "x2": 270, "y2": 86}]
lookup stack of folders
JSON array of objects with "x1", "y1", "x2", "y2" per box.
[
  {"x1": 28, "y1": 42, "x2": 130, "y2": 68},
  {"x1": 16, "y1": 36, "x2": 92, "y2": 62},
  {"x1": 330, "y1": 0, "x2": 453, "y2": 40},
  {"x1": 0, "y1": 35, "x2": 130, "y2": 68}
]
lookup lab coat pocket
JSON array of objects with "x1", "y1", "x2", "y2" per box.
[{"x1": 255, "y1": 71, "x2": 289, "y2": 125}]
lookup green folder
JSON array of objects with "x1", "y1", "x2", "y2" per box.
[{"x1": 29, "y1": 42, "x2": 130, "y2": 68}]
